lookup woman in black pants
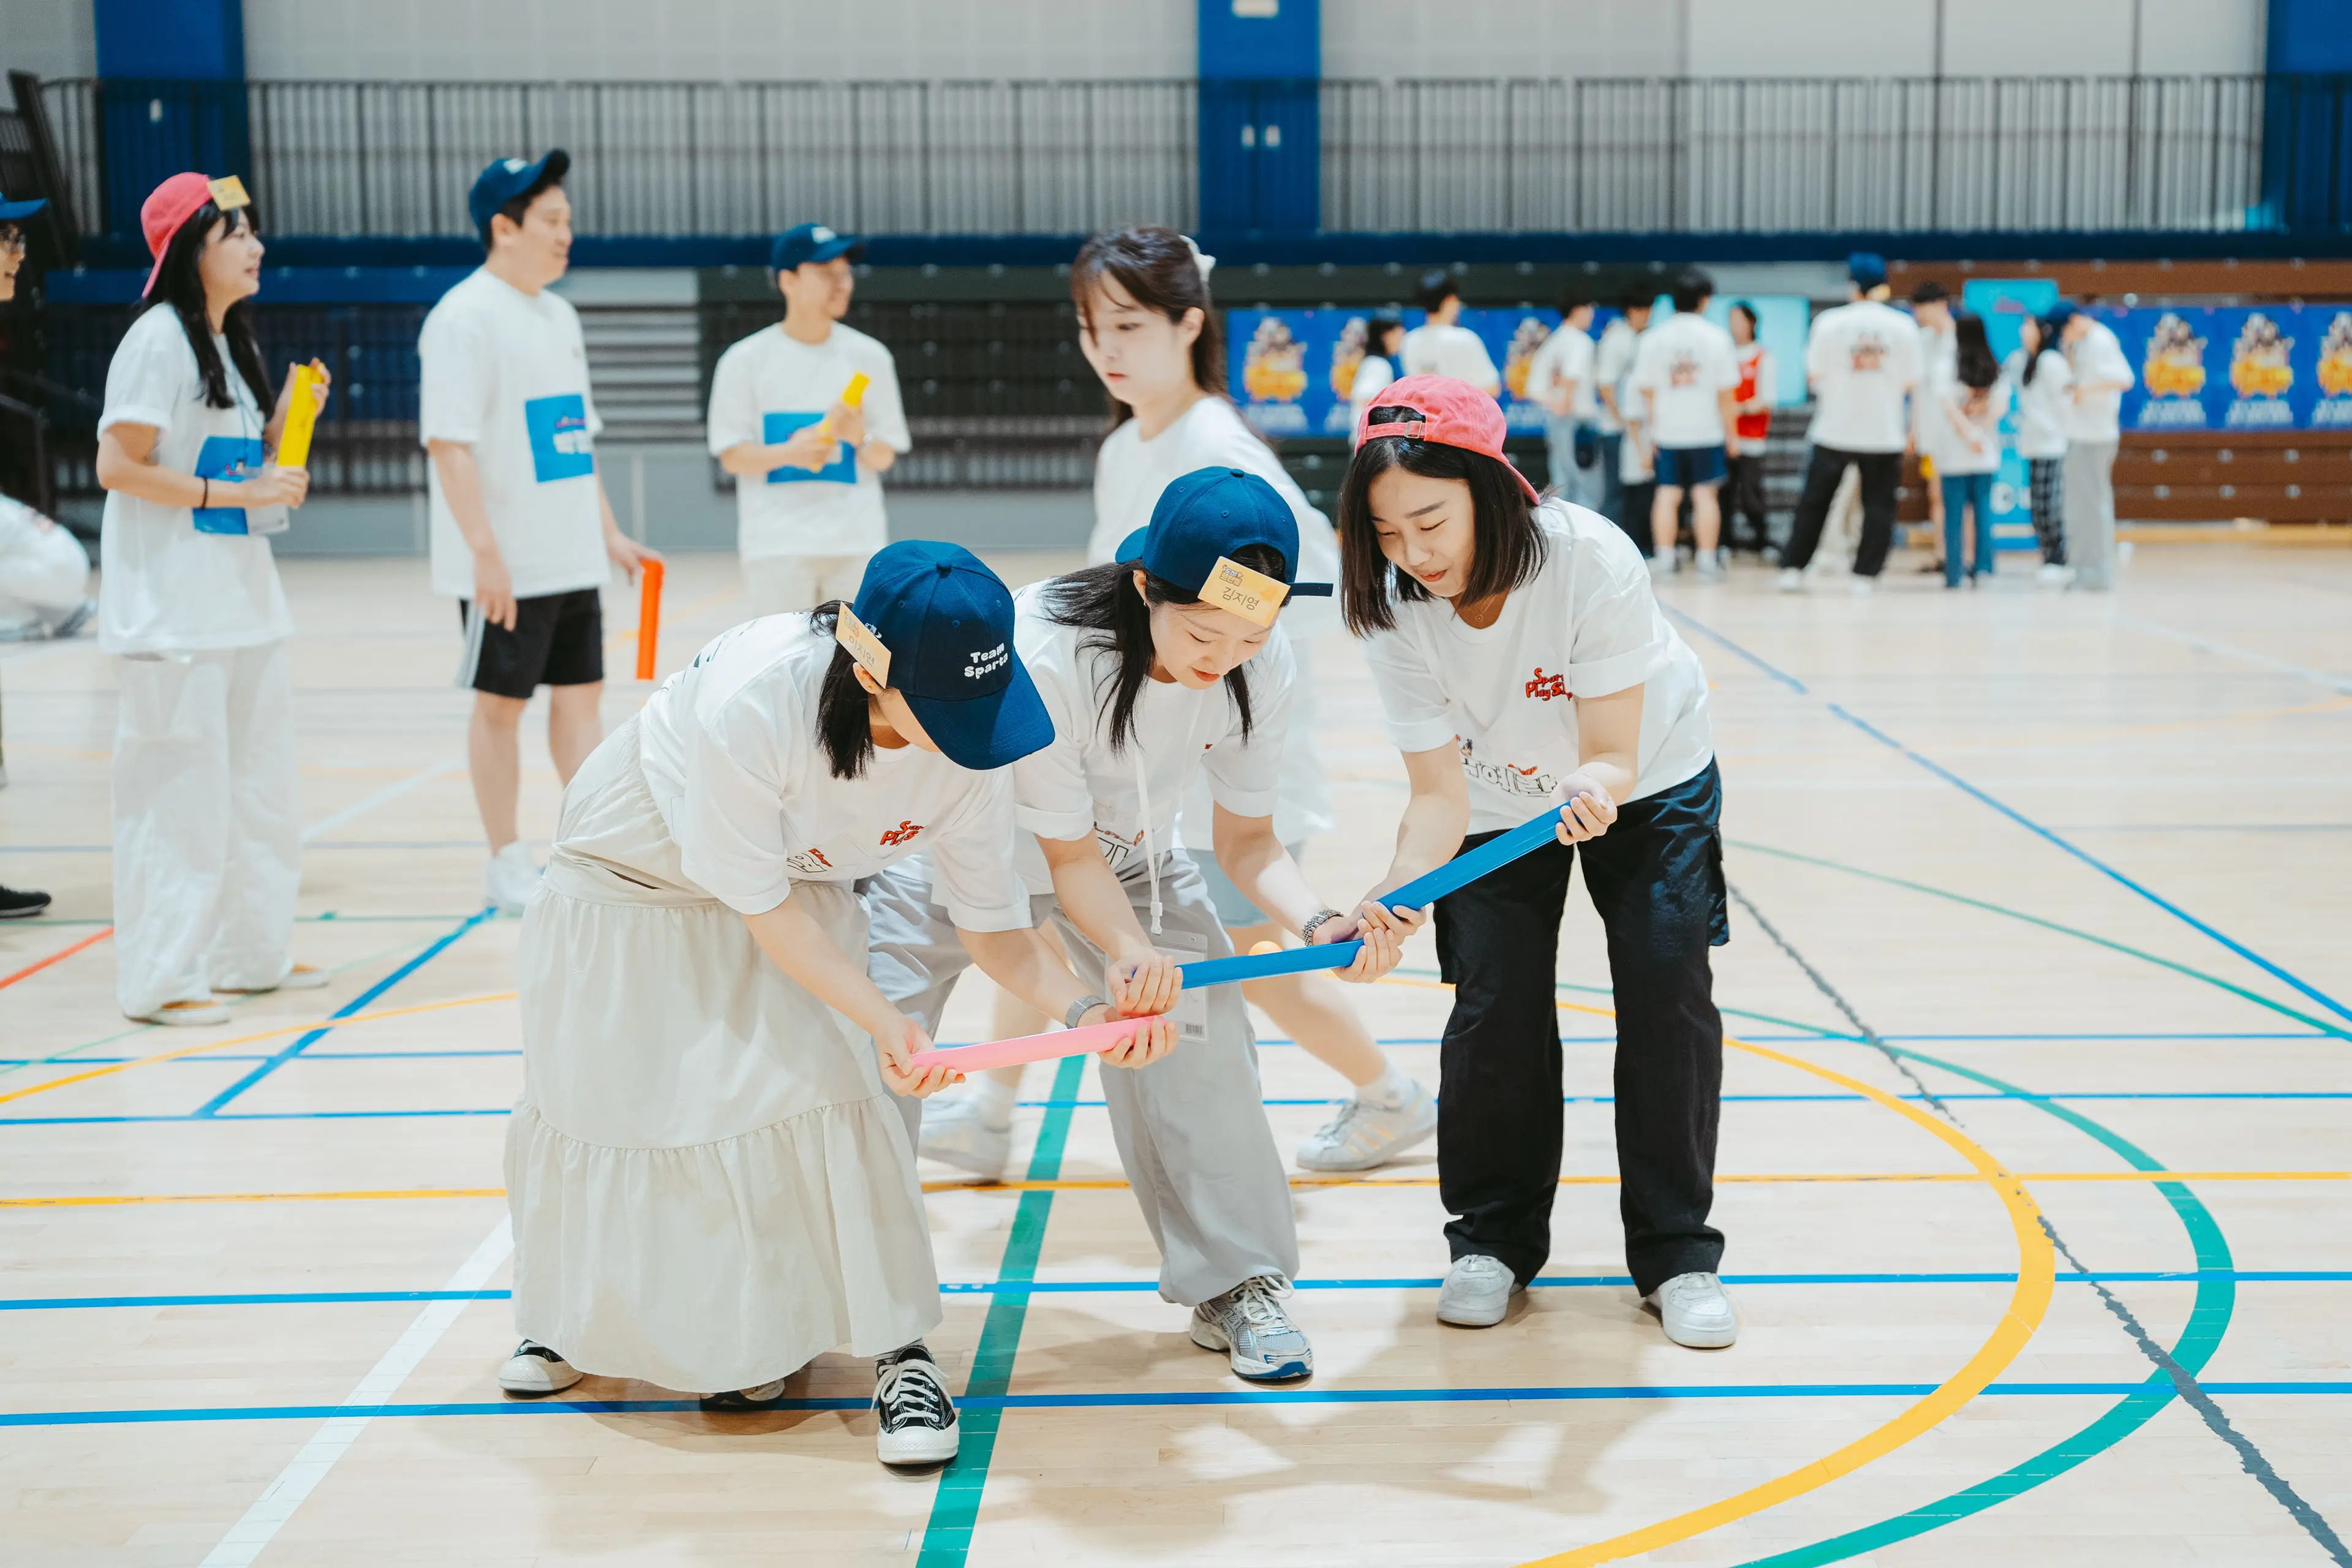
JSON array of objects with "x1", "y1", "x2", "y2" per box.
[{"x1": 1336, "y1": 375, "x2": 1736, "y2": 1348}]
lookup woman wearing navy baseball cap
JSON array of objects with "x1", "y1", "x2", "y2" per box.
[
  {"x1": 865, "y1": 466, "x2": 1422, "y2": 1385},
  {"x1": 499, "y1": 540, "x2": 1176, "y2": 1467},
  {"x1": 1335, "y1": 375, "x2": 1738, "y2": 1349}
]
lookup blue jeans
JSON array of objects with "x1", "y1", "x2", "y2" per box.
[{"x1": 1940, "y1": 472, "x2": 1997, "y2": 586}]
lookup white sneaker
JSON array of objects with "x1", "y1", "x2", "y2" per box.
[
  {"x1": 1646, "y1": 1271, "x2": 1738, "y2": 1348},
  {"x1": 215, "y1": 962, "x2": 329, "y2": 995},
  {"x1": 130, "y1": 998, "x2": 230, "y2": 1027},
  {"x1": 919, "y1": 1092, "x2": 1014, "y2": 1178},
  {"x1": 1695, "y1": 553, "x2": 1727, "y2": 583},
  {"x1": 2035, "y1": 562, "x2": 2073, "y2": 587},
  {"x1": 1295, "y1": 1080, "x2": 1436, "y2": 1172},
  {"x1": 1646, "y1": 554, "x2": 1674, "y2": 581},
  {"x1": 497, "y1": 1340, "x2": 582, "y2": 1395},
  {"x1": 1190, "y1": 1276, "x2": 1313, "y2": 1381},
  {"x1": 1848, "y1": 576, "x2": 1877, "y2": 597},
  {"x1": 1774, "y1": 567, "x2": 1804, "y2": 594},
  {"x1": 484, "y1": 842, "x2": 541, "y2": 914},
  {"x1": 873, "y1": 1344, "x2": 959, "y2": 1465},
  {"x1": 1436, "y1": 1254, "x2": 1521, "y2": 1327}
]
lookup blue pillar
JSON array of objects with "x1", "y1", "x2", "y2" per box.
[
  {"x1": 1197, "y1": 0, "x2": 1321, "y2": 236},
  {"x1": 92, "y1": 0, "x2": 250, "y2": 243},
  {"x1": 2261, "y1": 0, "x2": 2352, "y2": 233}
]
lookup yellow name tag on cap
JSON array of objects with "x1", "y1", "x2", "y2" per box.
[
  {"x1": 208, "y1": 176, "x2": 252, "y2": 211},
  {"x1": 834, "y1": 611, "x2": 892, "y2": 685},
  {"x1": 1202, "y1": 556, "x2": 1290, "y2": 628}
]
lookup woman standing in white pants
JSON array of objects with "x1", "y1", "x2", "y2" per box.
[
  {"x1": 2052, "y1": 303, "x2": 2136, "y2": 592},
  {"x1": 94, "y1": 172, "x2": 329, "y2": 1026}
]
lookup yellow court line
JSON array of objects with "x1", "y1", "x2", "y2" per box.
[{"x1": 0, "y1": 992, "x2": 518, "y2": 1109}]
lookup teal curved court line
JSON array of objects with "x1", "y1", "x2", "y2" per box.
[
  {"x1": 1728, "y1": 838, "x2": 2351, "y2": 1041},
  {"x1": 1738, "y1": 1044, "x2": 2235, "y2": 1567}
]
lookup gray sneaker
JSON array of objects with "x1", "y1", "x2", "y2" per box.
[
  {"x1": 1295, "y1": 1080, "x2": 1437, "y2": 1172},
  {"x1": 1189, "y1": 1276, "x2": 1313, "y2": 1381},
  {"x1": 1436, "y1": 1254, "x2": 1520, "y2": 1327},
  {"x1": 1646, "y1": 1270, "x2": 1738, "y2": 1348},
  {"x1": 1695, "y1": 552, "x2": 1727, "y2": 583}
]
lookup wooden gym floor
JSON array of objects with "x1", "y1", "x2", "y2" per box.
[{"x1": 1, "y1": 543, "x2": 2346, "y2": 1566}]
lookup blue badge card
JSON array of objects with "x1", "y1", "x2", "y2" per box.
[
  {"x1": 525, "y1": 393, "x2": 597, "y2": 483},
  {"x1": 191, "y1": 434, "x2": 266, "y2": 535},
  {"x1": 761, "y1": 412, "x2": 857, "y2": 484}
]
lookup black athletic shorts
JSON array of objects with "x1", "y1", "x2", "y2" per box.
[{"x1": 456, "y1": 588, "x2": 604, "y2": 699}]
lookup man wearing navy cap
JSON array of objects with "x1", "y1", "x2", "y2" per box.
[
  {"x1": 708, "y1": 222, "x2": 910, "y2": 618},
  {"x1": 1776, "y1": 252, "x2": 1923, "y2": 594},
  {"x1": 419, "y1": 150, "x2": 659, "y2": 913}
]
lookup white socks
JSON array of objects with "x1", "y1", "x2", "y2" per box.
[{"x1": 1357, "y1": 1061, "x2": 1413, "y2": 1110}]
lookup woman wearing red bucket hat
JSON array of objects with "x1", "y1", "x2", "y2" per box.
[
  {"x1": 92, "y1": 170, "x2": 331, "y2": 1027},
  {"x1": 1335, "y1": 374, "x2": 1740, "y2": 1350}
]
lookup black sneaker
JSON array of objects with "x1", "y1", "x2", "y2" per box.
[
  {"x1": 873, "y1": 1342, "x2": 959, "y2": 1466},
  {"x1": 0, "y1": 884, "x2": 51, "y2": 919}
]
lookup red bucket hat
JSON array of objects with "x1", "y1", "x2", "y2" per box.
[
  {"x1": 1354, "y1": 373, "x2": 1541, "y2": 503},
  {"x1": 140, "y1": 172, "x2": 250, "y2": 297}
]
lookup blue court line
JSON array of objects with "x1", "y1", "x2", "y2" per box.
[
  {"x1": 11, "y1": 1270, "x2": 2343, "y2": 1313},
  {"x1": 1669, "y1": 606, "x2": 2352, "y2": 1029},
  {"x1": 16, "y1": 1084, "x2": 2352, "y2": 1129},
  {"x1": 6, "y1": 1381, "x2": 2347, "y2": 1431},
  {"x1": 189, "y1": 907, "x2": 495, "y2": 1118}
]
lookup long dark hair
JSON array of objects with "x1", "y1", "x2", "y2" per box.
[
  {"x1": 1041, "y1": 542, "x2": 1286, "y2": 757},
  {"x1": 140, "y1": 202, "x2": 273, "y2": 415},
  {"x1": 809, "y1": 603, "x2": 878, "y2": 780},
  {"x1": 2021, "y1": 314, "x2": 2056, "y2": 385},
  {"x1": 1071, "y1": 226, "x2": 1227, "y2": 431},
  {"x1": 1953, "y1": 312, "x2": 2000, "y2": 390},
  {"x1": 1336, "y1": 413, "x2": 1548, "y2": 636}
]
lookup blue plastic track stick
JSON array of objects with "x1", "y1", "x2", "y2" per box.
[{"x1": 1175, "y1": 805, "x2": 1566, "y2": 989}]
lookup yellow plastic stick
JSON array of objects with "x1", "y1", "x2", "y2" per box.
[
  {"x1": 275, "y1": 364, "x2": 322, "y2": 469},
  {"x1": 841, "y1": 371, "x2": 870, "y2": 407}
]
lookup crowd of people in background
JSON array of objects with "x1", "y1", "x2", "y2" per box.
[{"x1": 1517, "y1": 253, "x2": 2138, "y2": 596}]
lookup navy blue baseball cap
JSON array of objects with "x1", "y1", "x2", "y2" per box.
[
  {"x1": 1848, "y1": 251, "x2": 1888, "y2": 291},
  {"x1": 771, "y1": 222, "x2": 865, "y2": 273},
  {"x1": 1114, "y1": 467, "x2": 1334, "y2": 604},
  {"x1": 468, "y1": 150, "x2": 569, "y2": 236},
  {"x1": 0, "y1": 190, "x2": 47, "y2": 224},
  {"x1": 847, "y1": 541, "x2": 1052, "y2": 771}
]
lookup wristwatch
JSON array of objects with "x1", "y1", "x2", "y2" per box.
[
  {"x1": 1300, "y1": 908, "x2": 1345, "y2": 943},
  {"x1": 1065, "y1": 995, "x2": 1108, "y2": 1031}
]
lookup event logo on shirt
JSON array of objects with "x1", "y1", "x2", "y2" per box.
[
  {"x1": 524, "y1": 393, "x2": 596, "y2": 483},
  {"x1": 785, "y1": 846, "x2": 834, "y2": 874},
  {"x1": 965, "y1": 642, "x2": 1009, "y2": 680},
  {"x1": 878, "y1": 820, "x2": 925, "y2": 848},
  {"x1": 761, "y1": 410, "x2": 857, "y2": 485},
  {"x1": 1847, "y1": 336, "x2": 1888, "y2": 373},
  {"x1": 1457, "y1": 737, "x2": 1556, "y2": 799},
  {"x1": 2224, "y1": 314, "x2": 2295, "y2": 429},
  {"x1": 1667, "y1": 351, "x2": 1702, "y2": 388},
  {"x1": 1095, "y1": 823, "x2": 1145, "y2": 868},
  {"x1": 191, "y1": 434, "x2": 266, "y2": 535},
  {"x1": 1524, "y1": 668, "x2": 1569, "y2": 701}
]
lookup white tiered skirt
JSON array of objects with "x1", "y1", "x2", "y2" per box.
[{"x1": 506, "y1": 718, "x2": 940, "y2": 1395}]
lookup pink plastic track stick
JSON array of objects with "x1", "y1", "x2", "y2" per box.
[{"x1": 907, "y1": 1012, "x2": 1167, "y2": 1074}]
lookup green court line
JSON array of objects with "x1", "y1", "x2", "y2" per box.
[
  {"x1": 916, "y1": 1051, "x2": 1087, "y2": 1566},
  {"x1": 1729, "y1": 838, "x2": 2352, "y2": 1041},
  {"x1": 1740, "y1": 1043, "x2": 2236, "y2": 1566}
]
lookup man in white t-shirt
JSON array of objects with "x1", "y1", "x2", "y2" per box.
[
  {"x1": 420, "y1": 151, "x2": 660, "y2": 913},
  {"x1": 2055, "y1": 303, "x2": 2137, "y2": 592},
  {"x1": 1527, "y1": 292, "x2": 1600, "y2": 514},
  {"x1": 1777, "y1": 253, "x2": 1923, "y2": 594},
  {"x1": 708, "y1": 222, "x2": 911, "y2": 617},
  {"x1": 1401, "y1": 271, "x2": 1501, "y2": 396},
  {"x1": 1591, "y1": 288, "x2": 1652, "y2": 532},
  {"x1": 1631, "y1": 270, "x2": 1740, "y2": 582}
]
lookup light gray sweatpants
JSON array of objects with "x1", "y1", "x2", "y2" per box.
[
  {"x1": 2064, "y1": 439, "x2": 2119, "y2": 590},
  {"x1": 864, "y1": 853, "x2": 1300, "y2": 1308}
]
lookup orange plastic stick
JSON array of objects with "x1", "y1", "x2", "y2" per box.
[{"x1": 634, "y1": 558, "x2": 665, "y2": 681}]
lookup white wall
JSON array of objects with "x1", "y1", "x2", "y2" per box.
[
  {"x1": 1, "y1": 0, "x2": 98, "y2": 78},
  {"x1": 241, "y1": 0, "x2": 1195, "y2": 80},
  {"x1": 1321, "y1": 0, "x2": 1683, "y2": 77}
]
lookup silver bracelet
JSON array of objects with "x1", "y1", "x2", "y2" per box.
[
  {"x1": 1300, "y1": 908, "x2": 1345, "y2": 944},
  {"x1": 1064, "y1": 995, "x2": 1107, "y2": 1031}
]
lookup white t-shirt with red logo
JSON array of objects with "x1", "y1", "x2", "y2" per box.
[
  {"x1": 1360, "y1": 500, "x2": 1714, "y2": 835},
  {"x1": 1803, "y1": 299, "x2": 1923, "y2": 453},
  {"x1": 1630, "y1": 311, "x2": 1740, "y2": 448},
  {"x1": 635, "y1": 613, "x2": 1030, "y2": 928}
]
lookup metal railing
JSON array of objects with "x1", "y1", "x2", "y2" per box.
[{"x1": 32, "y1": 72, "x2": 2342, "y2": 240}]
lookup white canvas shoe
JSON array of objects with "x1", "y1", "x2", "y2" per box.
[
  {"x1": 873, "y1": 1344, "x2": 959, "y2": 1466},
  {"x1": 1435, "y1": 1254, "x2": 1520, "y2": 1328},
  {"x1": 1646, "y1": 1272, "x2": 1738, "y2": 1348},
  {"x1": 497, "y1": 1340, "x2": 582, "y2": 1395}
]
